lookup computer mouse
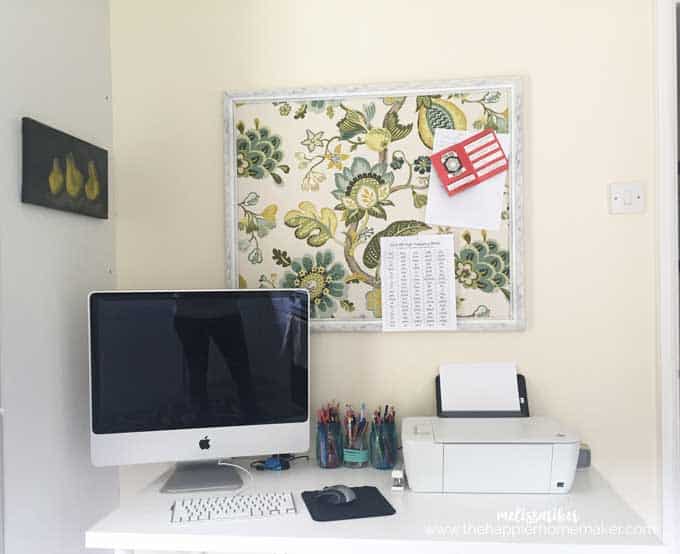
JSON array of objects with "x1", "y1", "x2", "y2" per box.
[{"x1": 316, "y1": 485, "x2": 357, "y2": 505}]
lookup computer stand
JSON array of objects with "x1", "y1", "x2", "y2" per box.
[{"x1": 160, "y1": 460, "x2": 244, "y2": 494}]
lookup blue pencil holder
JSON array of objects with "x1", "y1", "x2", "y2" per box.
[
  {"x1": 343, "y1": 426, "x2": 368, "y2": 468},
  {"x1": 369, "y1": 422, "x2": 398, "y2": 470},
  {"x1": 316, "y1": 422, "x2": 343, "y2": 469}
]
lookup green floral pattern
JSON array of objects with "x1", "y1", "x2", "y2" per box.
[
  {"x1": 332, "y1": 157, "x2": 394, "y2": 224},
  {"x1": 412, "y1": 155, "x2": 431, "y2": 175},
  {"x1": 234, "y1": 88, "x2": 515, "y2": 321},
  {"x1": 280, "y1": 250, "x2": 345, "y2": 318},
  {"x1": 274, "y1": 99, "x2": 339, "y2": 120},
  {"x1": 455, "y1": 231, "x2": 510, "y2": 300},
  {"x1": 236, "y1": 119, "x2": 289, "y2": 184},
  {"x1": 237, "y1": 192, "x2": 278, "y2": 264}
]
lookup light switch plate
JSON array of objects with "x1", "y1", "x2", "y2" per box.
[{"x1": 609, "y1": 182, "x2": 644, "y2": 214}]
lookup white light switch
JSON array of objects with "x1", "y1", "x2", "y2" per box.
[{"x1": 609, "y1": 182, "x2": 644, "y2": 214}]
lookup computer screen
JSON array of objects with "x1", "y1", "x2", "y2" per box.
[{"x1": 90, "y1": 290, "x2": 308, "y2": 435}]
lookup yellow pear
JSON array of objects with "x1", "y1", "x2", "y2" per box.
[
  {"x1": 65, "y1": 152, "x2": 84, "y2": 198},
  {"x1": 365, "y1": 128, "x2": 392, "y2": 152},
  {"x1": 48, "y1": 157, "x2": 64, "y2": 195},
  {"x1": 85, "y1": 161, "x2": 101, "y2": 201},
  {"x1": 261, "y1": 204, "x2": 277, "y2": 224},
  {"x1": 417, "y1": 98, "x2": 467, "y2": 149}
]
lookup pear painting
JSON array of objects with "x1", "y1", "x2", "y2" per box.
[
  {"x1": 64, "y1": 152, "x2": 84, "y2": 198},
  {"x1": 85, "y1": 161, "x2": 101, "y2": 200},
  {"x1": 48, "y1": 157, "x2": 64, "y2": 195},
  {"x1": 21, "y1": 118, "x2": 108, "y2": 218}
]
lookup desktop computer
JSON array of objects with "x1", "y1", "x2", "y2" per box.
[{"x1": 88, "y1": 289, "x2": 310, "y2": 493}]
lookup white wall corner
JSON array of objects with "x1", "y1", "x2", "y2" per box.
[{"x1": 655, "y1": 0, "x2": 680, "y2": 549}]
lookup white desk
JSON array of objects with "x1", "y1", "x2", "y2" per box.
[{"x1": 86, "y1": 460, "x2": 662, "y2": 554}]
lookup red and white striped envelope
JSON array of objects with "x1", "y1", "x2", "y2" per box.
[{"x1": 430, "y1": 129, "x2": 508, "y2": 196}]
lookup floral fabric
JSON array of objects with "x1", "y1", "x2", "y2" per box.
[{"x1": 233, "y1": 89, "x2": 513, "y2": 321}]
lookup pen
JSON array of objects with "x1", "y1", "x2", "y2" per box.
[{"x1": 318, "y1": 422, "x2": 328, "y2": 465}]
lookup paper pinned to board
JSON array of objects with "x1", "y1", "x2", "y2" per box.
[
  {"x1": 425, "y1": 129, "x2": 510, "y2": 231},
  {"x1": 380, "y1": 234, "x2": 457, "y2": 332},
  {"x1": 430, "y1": 129, "x2": 509, "y2": 196},
  {"x1": 439, "y1": 362, "x2": 519, "y2": 412}
]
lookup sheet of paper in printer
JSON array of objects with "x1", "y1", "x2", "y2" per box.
[{"x1": 439, "y1": 362, "x2": 519, "y2": 412}]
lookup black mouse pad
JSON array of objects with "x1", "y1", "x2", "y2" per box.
[{"x1": 301, "y1": 486, "x2": 396, "y2": 522}]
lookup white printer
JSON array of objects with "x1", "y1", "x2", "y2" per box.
[{"x1": 402, "y1": 416, "x2": 580, "y2": 494}]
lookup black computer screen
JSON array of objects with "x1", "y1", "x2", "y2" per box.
[{"x1": 90, "y1": 290, "x2": 308, "y2": 434}]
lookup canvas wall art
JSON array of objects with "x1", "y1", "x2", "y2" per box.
[
  {"x1": 224, "y1": 79, "x2": 524, "y2": 331},
  {"x1": 22, "y1": 117, "x2": 108, "y2": 219}
]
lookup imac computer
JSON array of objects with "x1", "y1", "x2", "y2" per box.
[{"x1": 88, "y1": 289, "x2": 309, "y2": 492}]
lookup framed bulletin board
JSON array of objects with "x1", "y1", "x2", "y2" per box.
[{"x1": 224, "y1": 78, "x2": 524, "y2": 332}]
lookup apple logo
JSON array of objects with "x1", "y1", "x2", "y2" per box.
[{"x1": 199, "y1": 436, "x2": 210, "y2": 450}]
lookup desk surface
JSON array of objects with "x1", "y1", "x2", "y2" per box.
[{"x1": 86, "y1": 460, "x2": 661, "y2": 554}]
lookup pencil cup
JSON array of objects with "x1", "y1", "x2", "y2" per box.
[
  {"x1": 369, "y1": 422, "x2": 398, "y2": 470},
  {"x1": 316, "y1": 422, "x2": 343, "y2": 469},
  {"x1": 343, "y1": 428, "x2": 369, "y2": 468}
]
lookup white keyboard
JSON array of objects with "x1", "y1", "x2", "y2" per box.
[{"x1": 170, "y1": 491, "x2": 297, "y2": 523}]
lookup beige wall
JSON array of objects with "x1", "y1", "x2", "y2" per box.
[{"x1": 110, "y1": 0, "x2": 659, "y2": 528}]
